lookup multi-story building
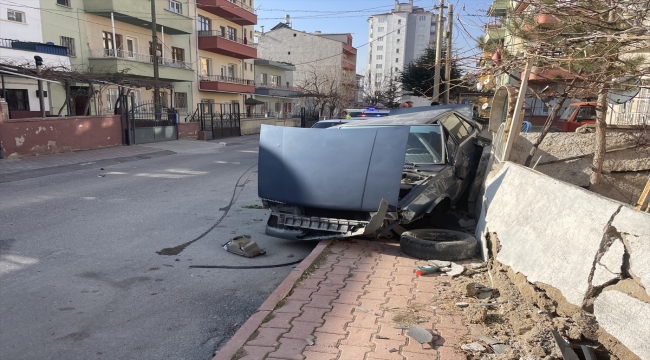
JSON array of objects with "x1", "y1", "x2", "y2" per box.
[
  {"x1": 250, "y1": 60, "x2": 301, "y2": 118},
  {"x1": 0, "y1": 0, "x2": 71, "y2": 118},
  {"x1": 192, "y1": 0, "x2": 257, "y2": 116},
  {"x1": 367, "y1": 1, "x2": 438, "y2": 89},
  {"x1": 38, "y1": 0, "x2": 195, "y2": 116},
  {"x1": 256, "y1": 23, "x2": 358, "y2": 110}
]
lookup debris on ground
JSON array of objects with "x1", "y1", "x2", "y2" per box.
[
  {"x1": 222, "y1": 235, "x2": 266, "y2": 258},
  {"x1": 415, "y1": 264, "x2": 439, "y2": 276},
  {"x1": 445, "y1": 262, "x2": 465, "y2": 277},
  {"x1": 305, "y1": 339, "x2": 314, "y2": 346},
  {"x1": 460, "y1": 341, "x2": 486, "y2": 352},
  {"x1": 407, "y1": 325, "x2": 434, "y2": 347}
]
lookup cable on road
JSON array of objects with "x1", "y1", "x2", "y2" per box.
[{"x1": 188, "y1": 258, "x2": 305, "y2": 269}]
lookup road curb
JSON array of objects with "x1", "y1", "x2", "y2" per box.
[{"x1": 212, "y1": 239, "x2": 333, "y2": 360}]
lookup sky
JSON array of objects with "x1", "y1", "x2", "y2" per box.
[{"x1": 255, "y1": 0, "x2": 493, "y2": 75}]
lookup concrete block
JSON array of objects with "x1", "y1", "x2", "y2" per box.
[
  {"x1": 611, "y1": 206, "x2": 650, "y2": 292},
  {"x1": 594, "y1": 290, "x2": 650, "y2": 359},
  {"x1": 482, "y1": 163, "x2": 621, "y2": 307},
  {"x1": 592, "y1": 239, "x2": 624, "y2": 287}
]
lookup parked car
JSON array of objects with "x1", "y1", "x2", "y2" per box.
[
  {"x1": 555, "y1": 102, "x2": 598, "y2": 132},
  {"x1": 258, "y1": 105, "x2": 487, "y2": 241},
  {"x1": 347, "y1": 108, "x2": 391, "y2": 119}
]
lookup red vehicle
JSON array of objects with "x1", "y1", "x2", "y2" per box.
[{"x1": 556, "y1": 102, "x2": 598, "y2": 132}]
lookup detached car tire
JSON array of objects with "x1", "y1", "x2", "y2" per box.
[{"x1": 400, "y1": 229, "x2": 478, "y2": 261}]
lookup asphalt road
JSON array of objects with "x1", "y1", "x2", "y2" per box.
[{"x1": 0, "y1": 137, "x2": 317, "y2": 360}]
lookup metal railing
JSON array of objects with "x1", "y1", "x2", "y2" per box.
[
  {"x1": 88, "y1": 49, "x2": 192, "y2": 70},
  {"x1": 609, "y1": 88, "x2": 650, "y2": 126},
  {"x1": 197, "y1": 30, "x2": 256, "y2": 47},
  {"x1": 254, "y1": 83, "x2": 302, "y2": 91},
  {"x1": 492, "y1": 122, "x2": 507, "y2": 162},
  {"x1": 0, "y1": 38, "x2": 13, "y2": 48},
  {"x1": 226, "y1": 0, "x2": 256, "y2": 13},
  {"x1": 200, "y1": 74, "x2": 254, "y2": 85}
]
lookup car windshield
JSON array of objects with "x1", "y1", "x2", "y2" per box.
[
  {"x1": 340, "y1": 125, "x2": 444, "y2": 164},
  {"x1": 312, "y1": 121, "x2": 345, "y2": 128},
  {"x1": 560, "y1": 106, "x2": 577, "y2": 121}
]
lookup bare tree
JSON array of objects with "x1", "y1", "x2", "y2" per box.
[
  {"x1": 297, "y1": 65, "x2": 354, "y2": 118},
  {"x1": 484, "y1": 0, "x2": 650, "y2": 191}
]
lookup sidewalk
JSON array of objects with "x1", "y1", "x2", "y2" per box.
[{"x1": 214, "y1": 239, "x2": 483, "y2": 360}]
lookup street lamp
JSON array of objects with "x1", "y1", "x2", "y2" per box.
[{"x1": 34, "y1": 55, "x2": 45, "y2": 118}]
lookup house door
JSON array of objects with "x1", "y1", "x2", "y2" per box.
[{"x1": 126, "y1": 37, "x2": 136, "y2": 60}]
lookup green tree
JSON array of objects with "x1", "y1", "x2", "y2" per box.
[{"x1": 400, "y1": 47, "x2": 463, "y2": 100}]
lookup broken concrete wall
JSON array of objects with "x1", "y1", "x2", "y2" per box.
[
  {"x1": 476, "y1": 162, "x2": 650, "y2": 359},
  {"x1": 508, "y1": 130, "x2": 650, "y2": 204}
]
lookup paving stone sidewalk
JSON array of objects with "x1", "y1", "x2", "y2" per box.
[{"x1": 217, "y1": 239, "x2": 484, "y2": 360}]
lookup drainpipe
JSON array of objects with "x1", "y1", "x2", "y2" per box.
[
  {"x1": 111, "y1": 12, "x2": 117, "y2": 55},
  {"x1": 161, "y1": 26, "x2": 165, "y2": 60}
]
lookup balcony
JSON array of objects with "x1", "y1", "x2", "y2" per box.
[
  {"x1": 198, "y1": 31, "x2": 257, "y2": 59},
  {"x1": 343, "y1": 43, "x2": 357, "y2": 56},
  {"x1": 342, "y1": 58, "x2": 356, "y2": 71},
  {"x1": 255, "y1": 83, "x2": 302, "y2": 97},
  {"x1": 484, "y1": 25, "x2": 505, "y2": 44},
  {"x1": 197, "y1": 0, "x2": 257, "y2": 26},
  {"x1": 487, "y1": 0, "x2": 509, "y2": 17},
  {"x1": 0, "y1": 38, "x2": 68, "y2": 56},
  {"x1": 88, "y1": 49, "x2": 194, "y2": 81},
  {"x1": 83, "y1": 0, "x2": 192, "y2": 34},
  {"x1": 200, "y1": 75, "x2": 255, "y2": 93}
]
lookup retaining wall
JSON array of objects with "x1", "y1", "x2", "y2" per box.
[
  {"x1": 0, "y1": 115, "x2": 122, "y2": 158},
  {"x1": 476, "y1": 162, "x2": 650, "y2": 359},
  {"x1": 178, "y1": 122, "x2": 200, "y2": 139}
]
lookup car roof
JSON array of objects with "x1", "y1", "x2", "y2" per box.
[
  {"x1": 316, "y1": 119, "x2": 349, "y2": 123},
  {"x1": 340, "y1": 108, "x2": 463, "y2": 127}
]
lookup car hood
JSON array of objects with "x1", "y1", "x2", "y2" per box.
[{"x1": 258, "y1": 125, "x2": 410, "y2": 211}]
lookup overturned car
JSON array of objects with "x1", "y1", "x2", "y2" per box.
[{"x1": 258, "y1": 106, "x2": 488, "y2": 241}]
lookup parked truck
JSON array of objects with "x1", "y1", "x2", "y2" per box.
[{"x1": 555, "y1": 102, "x2": 598, "y2": 132}]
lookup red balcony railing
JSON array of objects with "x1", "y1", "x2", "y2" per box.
[
  {"x1": 198, "y1": 31, "x2": 257, "y2": 59},
  {"x1": 342, "y1": 43, "x2": 357, "y2": 56},
  {"x1": 197, "y1": 0, "x2": 257, "y2": 26},
  {"x1": 200, "y1": 74, "x2": 255, "y2": 93}
]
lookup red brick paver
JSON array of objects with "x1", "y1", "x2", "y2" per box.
[{"x1": 214, "y1": 239, "x2": 482, "y2": 360}]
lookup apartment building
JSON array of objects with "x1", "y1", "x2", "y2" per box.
[
  {"x1": 250, "y1": 60, "x2": 301, "y2": 118},
  {"x1": 256, "y1": 23, "x2": 358, "y2": 107},
  {"x1": 37, "y1": 0, "x2": 194, "y2": 116},
  {"x1": 367, "y1": 0, "x2": 438, "y2": 88},
  {"x1": 192, "y1": 0, "x2": 257, "y2": 116},
  {"x1": 0, "y1": 0, "x2": 71, "y2": 118}
]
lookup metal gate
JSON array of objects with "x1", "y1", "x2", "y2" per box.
[
  {"x1": 128, "y1": 100, "x2": 178, "y2": 144},
  {"x1": 300, "y1": 107, "x2": 319, "y2": 128},
  {"x1": 198, "y1": 102, "x2": 241, "y2": 140}
]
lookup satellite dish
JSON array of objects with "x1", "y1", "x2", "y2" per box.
[
  {"x1": 481, "y1": 103, "x2": 489, "y2": 110},
  {"x1": 476, "y1": 82, "x2": 483, "y2": 91},
  {"x1": 483, "y1": 77, "x2": 490, "y2": 85},
  {"x1": 607, "y1": 77, "x2": 641, "y2": 104}
]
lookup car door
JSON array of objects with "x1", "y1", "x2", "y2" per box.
[{"x1": 439, "y1": 113, "x2": 473, "y2": 201}]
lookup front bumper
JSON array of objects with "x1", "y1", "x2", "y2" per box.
[{"x1": 265, "y1": 211, "x2": 369, "y2": 241}]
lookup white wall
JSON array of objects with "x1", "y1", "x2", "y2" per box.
[
  {"x1": 0, "y1": 76, "x2": 51, "y2": 112},
  {"x1": 0, "y1": 0, "x2": 44, "y2": 42},
  {"x1": 476, "y1": 162, "x2": 650, "y2": 359}
]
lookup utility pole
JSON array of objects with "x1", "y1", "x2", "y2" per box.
[
  {"x1": 150, "y1": 0, "x2": 161, "y2": 109},
  {"x1": 34, "y1": 56, "x2": 45, "y2": 117},
  {"x1": 433, "y1": 0, "x2": 445, "y2": 104},
  {"x1": 444, "y1": 4, "x2": 453, "y2": 105}
]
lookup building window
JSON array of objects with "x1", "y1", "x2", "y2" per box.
[
  {"x1": 60, "y1": 36, "x2": 76, "y2": 56},
  {"x1": 398, "y1": 19, "x2": 402, "y2": 24},
  {"x1": 377, "y1": 46, "x2": 383, "y2": 51},
  {"x1": 396, "y1": 58, "x2": 399, "y2": 63},
  {"x1": 200, "y1": 57, "x2": 211, "y2": 76},
  {"x1": 106, "y1": 88, "x2": 119, "y2": 111},
  {"x1": 418, "y1": 35, "x2": 425, "y2": 41},
  {"x1": 270, "y1": 75, "x2": 281, "y2": 86},
  {"x1": 378, "y1": 27, "x2": 384, "y2": 32},
  {"x1": 417, "y1": 44, "x2": 425, "y2": 50},
  {"x1": 174, "y1": 92, "x2": 188, "y2": 111},
  {"x1": 7, "y1": 10, "x2": 25, "y2": 23},
  {"x1": 397, "y1": 29, "x2": 401, "y2": 34},
  {"x1": 376, "y1": 64, "x2": 382, "y2": 69},
  {"x1": 396, "y1": 48, "x2": 400, "y2": 53},
  {"x1": 227, "y1": 64, "x2": 236, "y2": 77},
  {"x1": 395, "y1": 67, "x2": 399, "y2": 72},
  {"x1": 418, "y1": 25, "x2": 425, "y2": 31},
  {"x1": 377, "y1": 36, "x2": 384, "y2": 41},
  {"x1": 376, "y1": 55, "x2": 383, "y2": 60},
  {"x1": 5, "y1": 89, "x2": 29, "y2": 110},
  {"x1": 168, "y1": 1, "x2": 182, "y2": 14},
  {"x1": 376, "y1": 73, "x2": 383, "y2": 79},
  {"x1": 56, "y1": 0, "x2": 69, "y2": 6},
  {"x1": 397, "y1": 39, "x2": 401, "y2": 44},
  {"x1": 103, "y1": 31, "x2": 114, "y2": 51},
  {"x1": 226, "y1": 27, "x2": 237, "y2": 41},
  {"x1": 419, "y1": 15, "x2": 426, "y2": 21},
  {"x1": 172, "y1": 47, "x2": 184, "y2": 62},
  {"x1": 198, "y1": 16, "x2": 211, "y2": 31},
  {"x1": 378, "y1": 17, "x2": 386, "y2": 23},
  {"x1": 261, "y1": 73, "x2": 268, "y2": 85}
]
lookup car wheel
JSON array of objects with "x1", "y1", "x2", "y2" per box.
[{"x1": 400, "y1": 229, "x2": 478, "y2": 261}]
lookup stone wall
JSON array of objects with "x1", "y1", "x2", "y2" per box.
[
  {"x1": 0, "y1": 114, "x2": 122, "y2": 158},
  {"x1": 475, "y1": 162, "x2": 650, "y2": 359}
]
